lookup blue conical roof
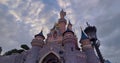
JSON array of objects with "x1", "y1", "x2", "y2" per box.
[
  {"x1": 68, "y1": 20, "x2": 72, "y2": 25},
  {"x1": 63, "y1": 28, "x2": 74, "y2": 36},
  {"x1": 81, "y1": 29, "x2": 89, "y2": 40},
  {"x1": 35, "y1": 30, "x2": 45, "y2": 39}
]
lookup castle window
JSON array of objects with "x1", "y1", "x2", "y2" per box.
[
  {"x1": 71, "y1": 47, "x2": 73, "y2": 51},
  {"x1": 59, "y1": 51, "x2": 63, "y2": 55}
]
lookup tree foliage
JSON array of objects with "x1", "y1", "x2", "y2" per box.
[
  {"x1": 3, "y1": 49, "x2": 24, "y2": 56},
  {"x1": 21, "y1": 44, "x2": 30, "y2": 50},
  {"x1": 0, "y1": 47, "x2": 2, "y2": 54},
  {"x1": 3, "y1": 44, "x2": 30, "y2": 56}
]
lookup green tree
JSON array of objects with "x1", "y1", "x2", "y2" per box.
[
  {"x1": 4, "y1": 49, "x2": 17, "y2": 55},
  {"x1": 21, "y1": 44, "x2": 30, "y2": 50},
  {"x1": 0, "y1": 47, "x2": 2, "y2": 54},
  {"x1": 3, "y1": 44, "x2": 30, "y2": 56}
]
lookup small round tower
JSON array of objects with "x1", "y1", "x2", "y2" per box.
[
  {"x1": 31, "y1": 30, "x2": 45, "y2": 47},
  {"x1": 62, "y1": 24, "x2": 78, "y2": 52},
  {"x1": 25, "y1": 30, "x2": 45, "y2": 63}
]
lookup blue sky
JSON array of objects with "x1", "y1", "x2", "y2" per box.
[{"x1": 0, "y1": 0, "x2": 120, "y2": 63}]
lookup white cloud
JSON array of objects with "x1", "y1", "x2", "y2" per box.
[
  {"x1": 0, "y1": 0, "x2": 8, "y2": 5},
  {"x1": 9, "y1": 10, "x2": 21, "y2": 21},
  {"x1": 28, "y1": 1, "x2": 44, "y2": 17},
  {"x1": 57, "y1": 0, "x2": 71, "y2": 9}
]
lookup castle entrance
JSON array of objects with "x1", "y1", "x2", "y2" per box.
[{"x1": 41, "y1": 53, "x2": 61, "y2": 63}]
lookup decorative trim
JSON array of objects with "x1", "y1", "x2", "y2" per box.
[{"x1": 82, "y1": 44, "x2": 92, "y2": 48}]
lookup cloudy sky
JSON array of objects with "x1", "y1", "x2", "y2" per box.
[{"x1": 0, "y1": 0, "x2": 120, "y2": 63}]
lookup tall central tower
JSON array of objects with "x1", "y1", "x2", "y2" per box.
[{"x1": 58, "y1": 9, "x2": 67, "y2": 34}]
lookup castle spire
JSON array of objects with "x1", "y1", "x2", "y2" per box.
[
  {"x1": 58, "y1": 9, "x2": 67, "y2": 24},
  {"x1": 58, "y1": 9, "x2": 67, "y2": 33},
  {"x1": 60, "y1": 9, "x2": 66, "y2": 19},
  {"x1": 68, "y1": 20, "x2": 72, "y2": 26},
  {"x1": 67, "y1": 20, "x2": 72, "y2": 30},
  {"x1": 34, "y1": 30, "x2": 45, "y2": 39}
]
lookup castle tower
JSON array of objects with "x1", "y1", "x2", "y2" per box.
[
  {"x1": 58, "y1": 9, "x2": 67, "y2": 34},
  {"x1": 62, "y1": 27, "x2": 78, "y2": 51},
  {"x1": 62, "y1": 26, "x2": 80, "y2": 63},
  {"x1": 80, "y1": 28, "x2": 99, "y2": 63},
  {"x1": 25, "y1": 30, "x2": 45, "y2": 63}
]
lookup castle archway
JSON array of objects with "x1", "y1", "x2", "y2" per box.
[{"x1": 39, "y1": 51, "x2": 61, "y2": 63}]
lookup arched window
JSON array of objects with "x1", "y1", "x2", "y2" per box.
[{"x1": 42, "y1": 53, "x2": 61, "y2": 63}]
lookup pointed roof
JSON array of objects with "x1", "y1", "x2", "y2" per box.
[
  {"x1": 68, "y1": 20, "x2": 72, "y2": 26},
  {"x1": 59, "y1": 9, "x2": 67, "y2": 24},
  {"x1": 60, "y1": 9, "x2": 66, "y2": 18},
  {"x1": 80, "y1": 27, "x2": 89, "y2": 41},
  {"x1": 35, "y1": 30, "x2": 45, "y2": 39},
  {"x1": 63, "y1": 27, "x2": 74, "y2": 36},
  {"x1": 51, "y1": 23, "x2": 56, "y2": 30}
]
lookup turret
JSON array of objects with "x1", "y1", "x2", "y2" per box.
[
  {"x1": 25, "y1": 30, "x2": 45, "y2": 63},
  {"x1": 58, "y1": 9, "x2": 67, "y2": 33},
  {"x1": 62, "y1": 28, "x2": 79, "y2": 63},
  {"x1": 63, "y1": 28, "x2": 74, "y2": 37},
  {"x1": 67, "y1": 20, "x2": 72, "y2": 30},
  {"x1": 80, "y1": 29, "x2": 92, "y2": 50},
  {"x1": 35, "y1": 30, "x2": 45, "y2": 40},
  {"x1": 31, "y1": 30, "x2": 45, "y2": 47},
  {"x1": 62, "y1": 27, "x2": 78, "y2": 51},
  {"x1": 80, "y1": 27, "x2": 99, "y2": 63}
]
